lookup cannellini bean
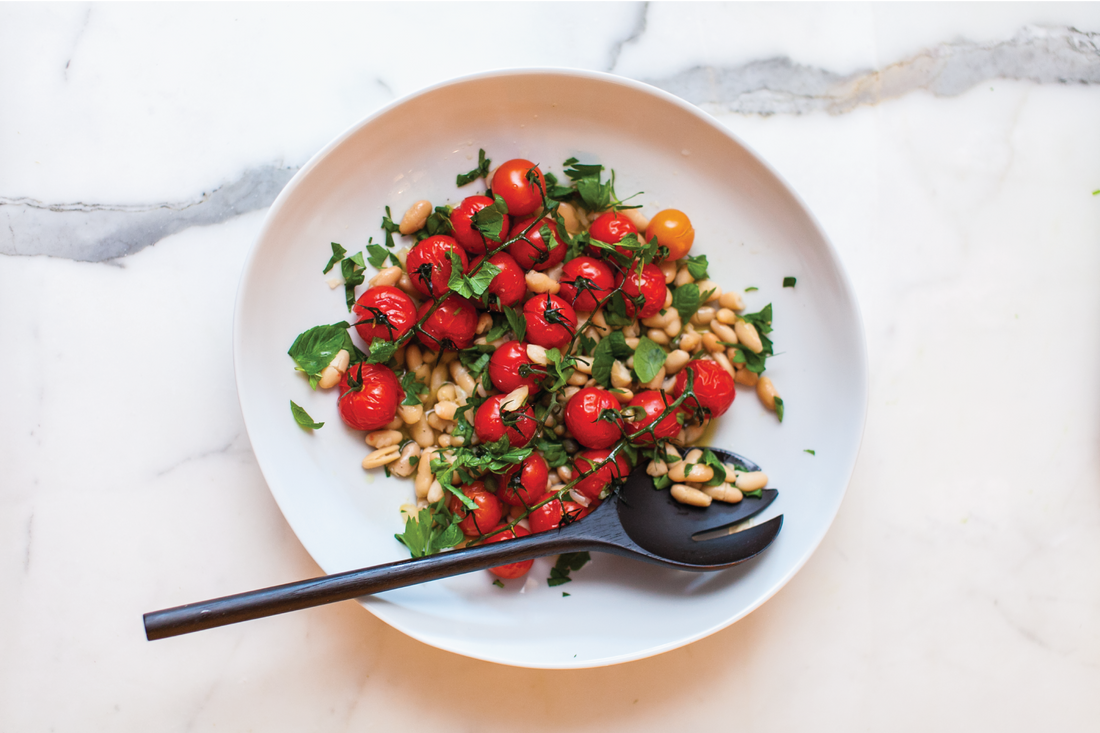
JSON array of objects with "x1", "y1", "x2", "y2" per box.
[
  {"x1": 405, "y1": 345, "x2": 424, "y2": 372},
  {"x1": 662, "y1": 376, "x2": 677, "y2": 391},
  {"x1": 369, "y1": 266, "x2": 402, "y2": 288},
  {"x1": 413, "y1": 363, "x2": 431, "y2": 384},
  {"x1": 397, "y1": 272, "x2": 419, "y2": 298},
  {"x1": 671, "y1": 484, "x2": 712, "y2": 507},
  {"x1": 557, "y1": 201, "x2": 583, "y2": 235},
  {"x1": 436, "y1": 383, "x2": 457, "y2": 403},
  {"x1": 702, "y1": 333, "x2": 725, "y2": 353},
  {"x1": 734, "y1": 320, "x2": 763, "y2": 353},
  {"x1": 662, "y1": 289, "x2": 674, "y2": 310},
  {"x1": 679, "y1": 327, "x2": 701, "y2": 353},
  {"x1": 647, "y1": 459, "x2": 669, "y2": 477},
  {"x1": 392, "y1": 442, "x2": 422, "y2": 477},
  {"x1": 365, "y1": 429, "x2": 403, "y2": 448},
  {"x1": 647, "y1": 329, "x2": 670, "y2": 345},
  {"x1": 716, "y1": 308, "x2": 738, "y2": 325},
  {"x1": 719, "y1": 291, "x2": 745, "y2": 311},
  {"x1": 713, "y1": 351, "x2": 736, "y2": 377},
  {"x1": 644, "y1": 366, "x2": 666, "y2": 390},
  {"x1": 421, "y1": 348, "x2": 438, "y2": 364},
  {"x1": 557, "y1": 465, "x2": 574, "y2": 482},
  {"x1": 691, "y1": 306, "x2": 716, "y2": 326},
  {"x1": 398, "y1": 403, "x2": 424, "y2": 425},
  {"x1": 674, "y1": 267, "x2": 695, "y2": 287},
  {"x1": 414, "y1": 447, "x2": 437, "y2": 498},
  {"x1": 704, "y1": 485, "x2": 744, "y2": 503},
  {"x1": 567, "y1": 371, "x2": 588, "y2": 386},
  {"x1": 681, "y1": 421, "x2": 706, "y2": 445},
  {"x1": 664, "y1": 317, "x2": 682, "y2": 338},
  {"x1": 695, "y1": 280, "x2": 721, "y2": 301},
  {"x1": 611, "y1": 360, "x2": 633, "y2": 389},
  {"x1": 659, "y1": 260, "x2": 677, "y2": 284},
  {"x1": 668, "y1": 456, "x2": 714, "y2": 483},
  {"x1": 449, "y1": 361, "x2": 477, "y2": 394},
  {"x1": 501, "y1": 385, "x2": 530, "y2": 412},
  {"x1": 476, "y1": 312, "x2": 493, "y2": 335},
  {"x1": 734, "y1": 367, "x2": 759, "y2": 387},
  {"x1": 440, "y1": 350, "x2": 457, "y2": 365},
  {"x1": 612, "y1": 388, "x2": 634, "y2": 404},
  {"x1": 384, "y1": 416, "x2": 403, "y2": 430},
  {"x1": 642, "y1": 307, "x2": 678, "y2": 329},
  {"x1": 427, "y1": 480, "x2": 444, "y2": 504},
  {"x1": 711, "y1": 320, "x2": 737, "y2": 345},
  {"x1": 756, "y1": 376, "x2": 779, "y2": 411},
  {"x1": 545, "y1": 262, "x2": 565, "y2": 283},
  {"x1": 526, "y1": 344, "x2": 549, "y2": 365},
  {"x1": 362, "y1": 445, "x2": 401, "y2": 469},
  {"x1": 426, "y1": 412, "x2": 452, "y2": 432},
  {"x1": 429, "y1": 363, "x2": 449, "y2": 396},
  {"x1": 395, "y1": 248, "x2": 410, "y2": 268},
  {"x1": 438, "y1": 434, "x2": 453, "y2": 448},
  {"x1": 563, "y1": 386, "x2": 581, "y2": 401},
  {"x1": 735, "y1": 471, "x2": 768, "y2": 492},
  {"x1": 526, "y1": 270, "x2": 560, "y2": 295},
  {"x1": 411, "y1": 414, "x2": 435, "y2": 448},
  {"x1": 434, "y1": 400, "x2": 459, "y2": 421},
  {"x1": 620, "y1": 207, "x2": 650, "y2": 233},
  {"x1": 399, "y1": 200, "x2": 432, "y2": 235},
  {"x1": 664, "y1": 349, "x2": 690, "y2": 374},
  {"x1": 590, "y1": 309, "x2": 610, "y2": 334},
  {"x1": 573, "y1": 357, "x2": 593, "y2": 374},
  {"x1": 621, "y1": 321, "x2": 640, "y2": 338},
  {"x1": 317, "y1": 349, "x2": 351, "y2": 389},
  {"x1": 624, "y1": 337, "x2": 640, "y2": 350}
]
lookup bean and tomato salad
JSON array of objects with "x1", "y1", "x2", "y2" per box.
[{"x1": 288, "y1": 151, "x2": 783, "y2": 585}]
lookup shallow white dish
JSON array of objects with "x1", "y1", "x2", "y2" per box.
[{"x1": 234, "y1": 69, "x2": 867, "y2": 668}]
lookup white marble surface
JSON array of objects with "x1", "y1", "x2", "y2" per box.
[{"x1": 3, "y1": 2, "x2": 1100, "y2": 730}]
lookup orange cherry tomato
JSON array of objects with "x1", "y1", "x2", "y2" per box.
[{"x1": 645, "y1": 209, "x2": 695, "y2": 261}]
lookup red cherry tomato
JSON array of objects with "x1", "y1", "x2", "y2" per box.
[
  {"x1": 645, "y1": 209, "x2": 695, "y2": 261},
  {"x1": 336, "y1": 362, "x2": 404, "y2": 431},
  {"x1": 673, "y1": 360, "x2": 736, "y2": 418},
  {"x1": 563, "y1": 387, "x2": 623, "y2": 450},
  {"x1": 497, "y1": 452, "x2": 550, "y2": 507},
  {"x1": 481, "y1": 524, "x2": 534, "y2": 579},
  {"x1": 528, "y1": 496, "x2": 590, "y2": 534},
  {"x1": 507, "y1": 216, "x2": 567, "y2": 272},
  {"x1": 447, "y1": 481, "x2": 504, "y2": 537},
  {"x1": 469, "y1": 252, "x2": 526, "y2": 310},
  {"x1": 615, "y1": 263, "x2": 667, "y2": 319},
  {"x1": 406, "y1": 235, "x2": 468, "y2": 299},
  {"x1": 491, "y1": 159, "x2": 545, "y2": 217},
  {"x1": 586, "y1": 211, "x2": 639, "y2": 258},
  {"x1": 522, "y1": 294, "x2": 577, "y2": 351},
  {"x1": 624, "y1": 390, "x2": 683, "y2": 445},
  {"x1": 572, "y1": 448, "x2": 632, "y2": 501},
  {"x1": 558, "y1": 257, "x2": 614, "y2": 312},
  {"x1": 488, "y1": 341, "x2": 546, "y2": 394},
  {"x1": 416, "y1": 295, "x2": 478, "y2": 351},
  {"x1": 450, "y1": 195, "x2": 510, "y2": 255},
  {"x1": 352, "y1": 286, "x2": 417, "y2": 343},
  {"x1": 474, "y1": 394, "x2": 538, "y2": 448}
]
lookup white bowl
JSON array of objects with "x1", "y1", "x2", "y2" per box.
[{"x1": 234, "y1": 69, "x2": 867, "y2": 668}]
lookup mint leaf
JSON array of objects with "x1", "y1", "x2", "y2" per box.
[
  {"x1": 367, "y1": 338, "x2": 397, "y2": 364},
  {"x1": 288, "y1": 322, "x2": 352, "y2": 388},
  {"x1": 366, "y1": 242, "x2": 392, "y2": 269},
  {"x1": 471, "y1": 194, "x2": 509, "y2": 243},
  {"x1": 632, "y1": 336, "x2": 666, "y2": 383},
  {"x1": 683, "y1": 254, "x2": 709, "y2": 280},
  {"x1": 700, "y1": 449, "x2": 727, "y2": 487},
  {"x1": 323, "y1": 242, "x2": 346, "y2": 274},
  {"x1": 503, "y1": 305, "x2": 526, "y2": 342},
  {"x1": 590, "y1": 331, "x2": 634, "y2": 387},
  {"x1": 456, "y1": 148, "x2": 491, "y2": 187},
  {"x1": 290, "y1": 400, "x2": 324, "y2": 429},
  {"x1": 671, "y1": 283, "x2": 701, "y2": 323},
  {"x1": 783, "y1": 276, "x2": 796, "y2": 288}
]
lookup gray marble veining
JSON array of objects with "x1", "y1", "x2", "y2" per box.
[{"x1": 1, "y1": 24, "x2": 1096, "y2": 264}]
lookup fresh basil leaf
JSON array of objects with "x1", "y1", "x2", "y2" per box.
[
  {"x1": 652, "y1": 473, "x2": 672, "y2": 490},
  {"x1": 484, "y1": 312, "x2": 509, "y2": 342},
  {"x1": 804, "y1": 449, "x2": 815, "y2": 456},
  {"x1": 367, "y1": 338, "x2": 397, "y2": 364},
  {"x1": 783, "y1": 276, "x2": 797, "y2": 288},
  {"x1": 774, "y1": 396, "x2": 784, "y2": 422},
  {"x1": 700, "y1": 449, "x2": 727, "y2": 487},
  {"x1": 671, "y1": 283, "x2": 701, "y2": 323},
  {"x1": 400, "y1": 370, "x2": 427, "y2": 406},
  {"x1": 466, "y1": 260, "x2": 501, "y2": 297},
  {"x1": 366, "y1": 242, "x2": 391, "y2": 269},
  {"x1": 471, "y1": 194, "x2": 509, "y2": 243},
  {"x1": 683, "y1": 254, "x2": 709, "y2": 280},
  {"x1": 632, "y1": 336, "x2": 666, "y2": 383},
  {"x1": 534, "y1": 434, "x2": 568, "y2": 468},
  {"x1": 590, "y1": 331, "x2": 634, "y2": 388},
  {"x1": 290, "y1": 400, "x2": 324, "y2": 429},
  {"x1": 341, "y1": 252, "x2": 367, "y2": 310},
  {"x1": 503, "y1": 305, "x2": 526, "y2": 342},
  {"x1": 604, "y1": 291, "x2": 634, "y2": 328},
  {"x1": 381, "y1": 207, "x2": 401, "y2": 249},
  {"x1": 742, "y1": 489, "x2": 763, "y2": 499},
  {"x1": 456, "y1": 148, "x2": 491, "y2": 187},
  {"x1": 323, "y1": 242, "x2": 347, "y2": 274},
  {"x1": 288, "y1": 322, "x2": 353, "y2": 388},
  {"x1": 547, "y1": 551, "x2": 590, "y2": 586}
]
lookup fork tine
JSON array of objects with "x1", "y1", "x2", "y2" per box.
[
  {"x1": 691, "y1": 489, "x2": 778, "y2": 540},
  {"x1": 680, "y1": 515, "x2": 784, "y2": 567}
]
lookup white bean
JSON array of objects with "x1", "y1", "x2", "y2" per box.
[
  {"x1": 756, "y1": 376, "x2": 779, "y2": 411},
  {"x1": 734, "y1": 320, "x2": 763, "y2": 354},
  {"x1": 664, "y1": 349, "x2": 690, "y2": 374},
  {"x1": 369, "y1": 266, "x2": 402, "y2": 288},
  {"x1": 735, "y1": 471, "x2": 768, "y2": 491},
  {"x1": 719, "y1": 291, "x2": 745, "y2": 311},
  {"x1": 399, "y1": 200, "x2": 432, "y2": 235},
  {"x1": 362, "y1": 445, "x2": 401, "y2": 469},
  {"x1": 365, "y1": 429, "x2": 403, "y2": 448},
  {"x1": 671, "y1": 484, "x2": 712, "y2": 507}
]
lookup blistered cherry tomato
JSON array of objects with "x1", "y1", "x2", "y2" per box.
[
  {"x1": 406, "y1": 235, "x2": 468, "y2": 299},
  {"x1": 352, "y1": 286, "x2": 417, "y2": 343},
  {"x1": 416, "y1": 295, "x2": 478, "y2": 351},
  {"x1": 528, "y1": 496, "x2": 590, "y2": 534},
  {"x1": 645, "y1": 209, "x2": 695, "y2": 261},
  {"x1": 587, "y1": 211, "x2": 639, "y2": 258},
  {"x1": 572, "y1": 448, "x2": 632, "y2": 501},
  {"x1": 564, "y1": 387, "x2": 623, "y2": 450},
  {"x1": 507, "y1": 216, "x2": 567, "y2": 272},
  {"x1": 450, "y1": 195, "x2": 510, "y2": 255},
  {"x1": 498, "y1": 452, "x2": 550, "y2": 507},
  {"x1": 447, "y1": 481, "x2": 503, "y2": 537},
  {"x1": 615, "y1": 263, "x2": 667, "y2": 319},
  {"x1": 474, "y1": 394, "x2": 538, "y2": 448},
  {"x1": 481, "y1": 524, "x2": 534, "y2": 579},
  {"x1": 558, "y1": 257, "x2": 614, "y2": 312},
  {"x1": 491, "y1": 159, "x2": 545, "y2": 217},
  {"x1": 336, "y1": 362, "x2": 404, "y2": 431},
  {"x1": 523, "y1": 294, "x2": 577, "y2": 350},
  {"x1": 488, "y1": 341, "x2": 546, "y2": 394},
  {"x1": 625, "y1": 390, "x2": 683, "y2": 445},
  {"x1": 469, "y1": 252, "x2": 526, "y2": 310},
  {"x1": 674, "y1": 359, "x2": 736, "y2": 418}
]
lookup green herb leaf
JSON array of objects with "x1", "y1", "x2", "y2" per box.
[
  {"x1": 288, "y1": 322, "x2": 353, "y2": 388},
  {"x1": 604, "y1": 291, "x2": 634, "y2": 328},
  {"x1": 290, "y1": 400, "x2": 324, "y2": 429},
  {"x1": 395, "y1": 501, "x2": 464, "y2": 558},
  {"x1": 447, "y1": 250, "x2": 502, "y2": 299},
  {"x1": 534, "y1": 434, "x2": 569, "y2": 468},
  {"x1": 774, "y1": 396, "x2": 785, "y2": 422},
  {"x1": 742, "y1": 489, "x2": 764, "y2": 499},
  {"x1": 493, "y1": 579, "x2": 505, "y2": 588},
  {"x1": 671, "y1": 282, "x2": 702, "y2": 323},
  {"x1": 456, "y1": 148, "x2": 491, "y2": 187},
  {"x1": 700, "y1": 449, "x2": 727, "y2": 487},
  {"x1": 340, "y1": 252, "x2": 367, "y2": 310},
  {"x1": 400, "y1": 370, "x2": 427, "y2": 406},
  {"x1": 367, "y1": 338, "x2": 397, "y2": 364},
  {"x1": 562, "y1": 592, "x2": 571, "y2": 597},
  {"x1": 591, "y1": 331, "x2": 635, "y2": 387},
  {"x1": 323, "y1": 242, "x2": 347, "y2": 274},
  {"x1": 652, "y1": 473, "x2": 673, "y2": 490},
  {"x1": 503, "y1": 305, "x2": 526, "y2": 342},
  {"x1": 683, "y1": 254, "x2": 709, "y2": 280},
  {"x1": 381, "y1": 207, "x2": 401, "y2": 249},
  {"x1": 745, "y1": 286, "x2": 758, "y2": 292},
  {"x1": 471, "y1": 194, "x2": 510, "y2": 243},
  {"x1": 804, "y1": 449, "x2": 815, "y2": 456},
  {"x1": 547, "y1": 551, "x2": 591, "y2": 586},
  {"x1": 366, "y1": 242, "x2": 392, "y2": 269},
  {"x1": 633, "y1": 336, "x2": 667, "y2": 383},
  {"x1": 783, "y1": 276, "x2": 797, "y2": 288}
]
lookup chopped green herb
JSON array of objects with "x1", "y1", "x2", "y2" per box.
[
  {"x1": 288, "y1": 322, "x2": 353, "y2": 389},
  {"x1": 381, "y1": 207, "x2": 401, "y2": 249},
  {"x1": 804, "y1": 449, "x2": 815, "y2": 456},
  {"x1": 366, "y1": 337, "x2": 397, "y2": 364},
  {"x1": 470, "y1": 194, "x2": 509, "y2": 243},
  {"x1": 742, "y1": 489, "x2": 763, "y2": 499},
  {"x1": 548, "y1": 552, "x2": 591, "y2": 586},
  {"x1": 632, "y1": 336, "x2": 667, "y2": 383},
  {"x1": 591, "y1": 331, "x2": 635, "y2": 387},
  {"x1": 683, "y1": 254, "x2": 709, "y2": 280},
  {"x1": 492, "y1": 579, "x2": 505, "y2": 588},
  {"x1": 671, "y1": 282, "x2": 702, "y2": 323},
  {"x1": 457, "y1": 148, "x2": 491, "y2": 187},
  {"x1": 745, "y1": 286, "x2": 758, "y2": 292},
  {"x1": 503, "y1": 305, "x2": 526, "y2": 342},
  {"x1": 783, "y1": 276, "x2": 797, "y2": 288},
  {"x1": 400, "y1": 370, "x2": 427, "y2": 406},
  {"x1": 366, "y1": 241, "x2": 397, "y2": 269},
  {"x1": 562, "y1": 592, "x2": 571, "y2": 597},
  {"x1": 395, "y1": 501, "x2": 464, "y2": 558},
  {"x1": 340, "y1": 252, "x2": 367, "y2": 310},
  {"x1": 700, "y1": 449, "x2": 727, "y2": 487},
  {"x1": 652, "y1": 473, "x2": 673, "y2": 490},
  {"x1": 322, "y1": 242, "x2": 347, "y2": 274},
  {"x1": 774, "y1": 396, "x2": 785, "y2": 422},
  {"x1": 447, "y1": 251, "x2": 501, "y2": 299},
  {"x1": 290, "y1": 400, "x2": 324, "y2": 429}
]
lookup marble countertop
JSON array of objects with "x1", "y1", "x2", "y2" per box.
[{"x1": 3, "y1": 3, "x2": 1100, "y2": 730}]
